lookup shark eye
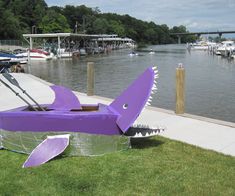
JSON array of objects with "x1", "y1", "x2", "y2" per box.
[{"x1": 123, "y1": 103, "x2": 128, "y2": 110}]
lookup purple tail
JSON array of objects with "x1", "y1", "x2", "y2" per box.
[{"x1": 109, "y1": 66, "x2": 158, "y2": 132}]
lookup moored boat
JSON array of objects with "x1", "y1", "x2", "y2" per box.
[
  {"x1": 0, "y1": 51, "x2": 27, "y2": 64},
  {"x1": 189, "y1": 41, "x2": 216, "y2": 50},
  {"x1": 16, "y1": 49, "x2": 53, "y2": 61},
  {"x1": 216, "y1": 41, "x2": 235, "y2": 57}
]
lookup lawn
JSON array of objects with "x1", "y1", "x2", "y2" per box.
[{"x1": 0, "y1": 136, "x2": 234, "y2": 195}]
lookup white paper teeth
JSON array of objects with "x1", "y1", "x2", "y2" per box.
[
  {"x1": 148, "y1": 97, "x2": 152, "y2": 102},
  {"x1": 152, "y1": 66, "x2": 157, "y2": 71},
  {"x1": 134, "y1": 132, "x2": 142, "y2": 137},
  {"x1": 152, "y1": 86, "x2": 157, "y2": 90},
  {"x1": 145, "y1": 102, "x2": 151, "y2": 106},
  {"x1": 154, "y1": 71, "x2": 158, "y2": 75}
]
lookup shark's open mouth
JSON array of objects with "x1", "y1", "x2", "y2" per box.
[{"x1": 124, "y1": 126, "x2": 164, "y2": 138}]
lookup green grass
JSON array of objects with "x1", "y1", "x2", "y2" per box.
[{"x1": 0, "y1": 136, "x2": 234, "y2": 196}]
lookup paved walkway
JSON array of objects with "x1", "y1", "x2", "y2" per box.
[{"x1": 1, "y1": 73, "x2": 235, "y2": 156}]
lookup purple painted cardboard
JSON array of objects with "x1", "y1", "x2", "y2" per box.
[
  {"x1": 23, "y1": 134, "x2": 70, "y2": 168},
  {"x1": 0, "y1": 66, "x2": 163, "y2": 167},
  {"x1": 109, "y1": 67, "x2": 154, "y2": 132},
  {"x1": 0, "y1": 66, "x2": 159, "y2": 136},
  {"x1": 48, "y1": 85, "x2": 82, "y2": 110}
]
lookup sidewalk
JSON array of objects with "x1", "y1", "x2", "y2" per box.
[{"x1": 1, "y1": 73, "x2": 235, "y2": 156}]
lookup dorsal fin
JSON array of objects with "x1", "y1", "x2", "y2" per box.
[{"x1": 49, "y1": 85, "x2": 82, "y2": 110}]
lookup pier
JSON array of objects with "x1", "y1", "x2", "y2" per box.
[
  {"x1": 1, "y1": 72, "x2": 234, "y2": 157},
  {"x1": 22, "y1": 33, "x2": 135, "y2": 57}
]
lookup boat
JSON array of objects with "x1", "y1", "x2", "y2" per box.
[
  {"x1": 129, "y1": 51, "x2": 139, "y2": 56},
  {"x1": 57, "y1": 48, "x2": 82, "y2": 58},
  {"x1": 0, "y1": 65, "x2": 163, "y2": 167},
  {"x1": 79, "y1": 48, "x2": 87, "y2": 56},
  {"x1": 57, "y1": 48, "x2": 73, "y2": 58},
  {"x1": 216, "y1": 41, "x2": 235, "y2": 57},
  {"x1": 0, "y1": 51, "x2": 28, "y2": 64},
  {"x1": 16, "y1": 49, "x2": 53, "y2": 61},
  {"x1": 149, "y1": 49, "x2": 155, "y2": 54},
  {"x1": 189, "y1": 41, "x2": 216, "y2": 50}
]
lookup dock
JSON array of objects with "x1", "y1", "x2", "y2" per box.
[{"x1": 0, "y1": 73, "x2": 234, "y2": 157}]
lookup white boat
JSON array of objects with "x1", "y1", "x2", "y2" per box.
[
  {"x1": 79, "y1": 48, "x2": 87, "y2": 56},
  {"x1": 129, "y1": 51, "x2": 139, "y2": 56},
  {"x1": 149, "y1": 49, "x2": 155, "y2": 54},
  {"x1": 0, "y1": 52, "x2": 28, "y2": 64},
  {"x1": 190, "y1": 41, "x2": 216, "y2": 50},
  {"x1": 16, "y1": 49, "x2": 53, "y2": 61},
  {"x1": 216, "y1": 41, "x2": 235, "y2": 57},
  {"x1": 57, "y1": 48, "x2": 82, "y2": 58},
  {"x1": 57, "y1": 48, "x2": 73, "y2": 58}
]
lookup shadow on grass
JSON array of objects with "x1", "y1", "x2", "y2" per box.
[{"x1": 130, "y1": 137, "x2": 164, "y2": 149}]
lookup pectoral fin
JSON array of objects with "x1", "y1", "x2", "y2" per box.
[{"x1": 23, "y1": 134, "x2": 70, "y2": 168}]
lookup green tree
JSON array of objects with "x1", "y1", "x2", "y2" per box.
[
  {"x1": 108, "y1": 20, "x2": 125, "y2": 37},
  {"x1": 8, "y1": 0, "x2": 47, "y2": 33},
  {"x1": 62, "y1": 5, "x2": 97, "y2": 31},
  {"x1": 92, "y1": 18, "x2": 109, "y2": 34},
  {"x1": 39, "y1": 10, "x2": 70, "y2": 33},
  {"x1": 0, "y1": 1, "x2": 21, "y2": 39}
]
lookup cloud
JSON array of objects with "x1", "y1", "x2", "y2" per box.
[{"x1": 45, "y1": 0, "x2": 235, "y2": 32}]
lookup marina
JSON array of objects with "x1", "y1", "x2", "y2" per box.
[{"x1": 15, "y1": 44, "x2": 234, "y2": 123}]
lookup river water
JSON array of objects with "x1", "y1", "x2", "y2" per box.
[{"x1": 26, "y1": 44, "x2": 235, "y2": 123}]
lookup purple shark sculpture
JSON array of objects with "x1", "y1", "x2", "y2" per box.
[{"x1": 0, "y1": 66, "x2": 164, "y2": 167}]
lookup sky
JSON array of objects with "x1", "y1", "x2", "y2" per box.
[{"x1": 46, "y1": 0, "x2": 235, "y2": 34}]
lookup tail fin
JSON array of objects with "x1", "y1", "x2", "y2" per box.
[{"x1": 109, "y1": 66, "x2": 158, "y2": 132}]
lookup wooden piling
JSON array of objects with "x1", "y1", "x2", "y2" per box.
[
  {"x1": 175, "y1": 64, "x2": 185, "y2": 114},
  {"x1": 87, "y1": 62, "x2": 94, "y2": 96}
]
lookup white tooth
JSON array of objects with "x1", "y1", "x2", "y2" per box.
[
  {"x1": 145, "y1": 133, "x2": 149, "y2": 137},
  {"x1": 153, "y1": 66, "x2": 157, "y2": 70}
]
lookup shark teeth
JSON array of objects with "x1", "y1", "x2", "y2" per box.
[
  {"x1": 129, "y1": 127, "x2": 165, "y2": 138},
  {"x1": 144, "y1": 66, "x2": 158, "y2": 108}
]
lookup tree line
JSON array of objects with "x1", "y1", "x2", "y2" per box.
[{"x1": 0, "y1": 0, "x2": 196, "y2": 44}]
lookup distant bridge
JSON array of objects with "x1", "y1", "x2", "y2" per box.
[{"x1": 170, "y1": 30, "x2": 235, "y2": 44}]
